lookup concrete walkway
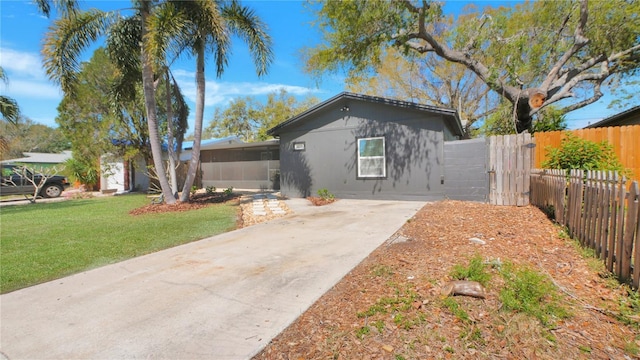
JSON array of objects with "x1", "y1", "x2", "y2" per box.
[{"x1": 0, "y1": 198, "x2": 424, "y2": 360}]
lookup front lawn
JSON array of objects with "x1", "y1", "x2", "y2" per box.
[{"x1": 0, "y1": 194, "x2": 238, "y2": 293}]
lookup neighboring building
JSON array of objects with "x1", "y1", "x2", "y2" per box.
[
  {"x1": 268, "y1": 92, "x2": 463, "y2": 201},
  {"x1": 199, "y1": 139, "x2": 280, "y2": 190},
  {"x1": 1, "y1": 151, "x2": 72, "y2": 168},
  {"x1": 585, "y1": 105, "x2": 640, "y2": 128},
  {"x1": 100, "y1": 137, "x2": 243, "y2": 193}
]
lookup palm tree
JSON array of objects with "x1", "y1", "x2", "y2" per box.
[
  {"x1": 40, "y1": 1, "x2": 182, "y2": 203},
  {"x1": 0, "y1": 66, "x2": 20, "y2": 125},
  {"x1": 147, "y1": 0, "x2": 273, "y2": 202},
  {"x1": 1, "y1": 66, "x2": 20, "y2": 157}
]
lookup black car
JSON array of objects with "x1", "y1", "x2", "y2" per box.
[{"x1": 1, "y1": 164, "x2": 70, "y2": 198}]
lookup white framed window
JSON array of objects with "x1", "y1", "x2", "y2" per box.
[{"x1": 357, "y1": 136, "x2": 386, "y2": 178}]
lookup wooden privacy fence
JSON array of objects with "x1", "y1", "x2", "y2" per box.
[
  {"x1": 534, "y1": 125, "x2": 640, "y2": 184},
  {"x1": 489, "y1": 133, "x2": 534, "y2": 206},
  {"x1": 531, "y1": 169, "x2": 640, "y2": 288}
]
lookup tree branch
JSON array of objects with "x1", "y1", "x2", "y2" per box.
[
  {"x1": 540, "y1": 0, "x2": 590, "y2": 91},
  {"x1": 559, "y1": 82, "x2": 604, "y2": 113}
]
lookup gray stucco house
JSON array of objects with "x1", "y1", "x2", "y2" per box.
[{"x1": 268, "y1": 92, "x2": 463, "y2": 201}]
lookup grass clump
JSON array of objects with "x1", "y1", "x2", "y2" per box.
[
  {"x1": 371, "y1": 264, "x2": 394, "y2": 277},
  {"x1": 499, "y1": 263, "x2": 571, "y2": 327},
  {"x1": 449, "y1": 254, "x2": 492, "y2": 286},
  {"x1": 441, "y1": 297, "x2": 470, "y2": 323}
]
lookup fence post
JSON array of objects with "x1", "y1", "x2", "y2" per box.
[
  {"x1": 615, "y1": 177, "x2": 627, "y2": 278},
  {"x1": 622, "y1": 181, "x2": 638, "y2": 283}
]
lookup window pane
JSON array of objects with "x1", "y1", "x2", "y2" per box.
[
  {"x1": 359, "y1": 138, "x2": 384, "y2": 157},
  {"x1": 359, "y1": 158, "x2": 384, "y2": 177}
]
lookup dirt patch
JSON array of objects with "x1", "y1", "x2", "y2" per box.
[{"x1": 254, "y1": 200, "x2": 640, "y2": 359}]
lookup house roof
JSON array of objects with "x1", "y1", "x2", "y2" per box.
[
  {"x1": 199, "y1": 138, "x2": 279, "y2": 151},
  {"x1": 1, "y1": 151, "x2": 72, "y2": 164},
  {"x1": 584, "y1": 105, "x2": 640, "y2": 128},
  {"x1": 182, "y1": 136, "x2": 243, "y2": 151},
  {"x1": 267, "y1": 92, "x2": 463, "y2": 137}
]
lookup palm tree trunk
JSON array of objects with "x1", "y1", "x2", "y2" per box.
[
  {"x1": 140, "y1": 1, "x2": 175, "y2": 204},
  {"x1": 165, "y1": 69, "x2": 179, "y2": 198},
  {"x1": 179, "y1": 41, "x2": 205, "y2": 202}
]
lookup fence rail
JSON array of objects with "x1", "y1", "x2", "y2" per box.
[{"x1": 531, "y1": 169, "x2": 640, "y2": 288}]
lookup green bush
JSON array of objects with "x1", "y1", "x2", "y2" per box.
[
  {"x1": 65, "y1": 157, "x2": 98, "y2": 187},
  {"x1": 542, "y1": 133, "x2": 629, "y2": 176},
  {"x1": 317, "y1": 188, "x2": 335, "y2": 200}
]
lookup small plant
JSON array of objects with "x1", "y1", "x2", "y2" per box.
[
  {"x1": 205, "y1": 186, "x2": 216, "y2": 194},
  {"x1": 223, "y1": 186, "x2": 233, "y2": 196},
  {"x1": 190, "y1": 185, "x2": 198, "y2": 195},
  {"x1": 317, "y1": 188, "x2": 335, "y2": 201},
  {"x1": 449, "y1": 254, "x2": 491, "y2": 286},
  {"x1": 371, "y1": 319, "x2": 385, "y2": 333},
  {"x1": 618, "y1": 287, "x2": 640, "y2": 329},
  {"x1": 499, "y1": 263, "x2": 571, "y2": 327},
  {"x1": 442, "y1": 297, "x2": 470, "y2": 323},
  {"x1": 371, "y1": 264, "x2": 394, "y2": 277},
  {"x1": 355, "y1": 325, "x2": 370, "y2": 339},
  {"x1": 624, "y1": 338, "x2": 640, "y2": 356}
]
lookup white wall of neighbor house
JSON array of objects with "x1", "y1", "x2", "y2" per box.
[
  {"x1": 101, "y1": 157, "x2": 125, "y2": 193},
  {"x1": 100, "y1": 155, "x2": 150, "y2": 193}
]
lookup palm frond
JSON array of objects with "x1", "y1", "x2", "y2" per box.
[
  {"x1": 34, "y1": 0, "x2": 79, "y2": 18},
  {"x1": 42, "y1": 9, "x2": 118, "y2": 93},
  {"x1": 0, "y1": 95, "x2": 20, "y2": 124},
  {"x1": 221, "y1": 0, "x2": 273, "y2": 77}
]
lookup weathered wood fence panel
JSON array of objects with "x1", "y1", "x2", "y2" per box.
[
  {"x1": 489, "y1": 133, "x2": 534, "y2": 206},
  {"x1": 530, "y1": 169, "x2": 640, "y2": 288}
]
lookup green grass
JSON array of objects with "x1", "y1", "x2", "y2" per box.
[
  {"x1": 0, "y1": 194, "x2": 238, "y2": 293},
  {"x1": 499, "y1": 263, "x2": 571, "y2": 327},
  {"x1": 449, "y1": 254, "x2": 492, "y2": 286}
]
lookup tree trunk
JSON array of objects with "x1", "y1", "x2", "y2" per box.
[
  {"x1": 140, "y1": 1, "x2": 176, "y2": 204},
  {"x1": 179, "y1": 42, "x2": 205, "y2": 202},
  {"x1": 165, "y1": 69, "x2": 179, "y2": 198}
]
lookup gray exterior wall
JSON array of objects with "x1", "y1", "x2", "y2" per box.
[
  {"x1": 444, "y1": 138, "x2": 488, "y2": 202},
  {"x1": 278, "y1": 100, "x2": 448, "y2": 201}
]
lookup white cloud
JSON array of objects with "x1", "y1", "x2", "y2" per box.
[
  {"x1": 172, "y1": 69, "x2": 320, "y2": 107},
  {"x1": 0, "y1": 48, "x2": 46, "y2": 80},
  {"x1": 3, "y1": 79, "x2": 62, "y2": 99}
]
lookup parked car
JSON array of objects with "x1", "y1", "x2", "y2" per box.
[{"x1": 0, "y1": 164, "x2": 70, "y2": 198}]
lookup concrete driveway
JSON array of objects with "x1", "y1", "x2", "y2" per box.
[{"x1": 0, "y1": 198, "x2": 424, "y2": 359}]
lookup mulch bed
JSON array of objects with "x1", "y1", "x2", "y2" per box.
[{"x1": 254, "y1": 200, "x2": 640, "y2": 360}]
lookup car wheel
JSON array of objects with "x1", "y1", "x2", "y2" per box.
[{"x1": 41, "y1": 184, "x2": 63, "y2": 198}]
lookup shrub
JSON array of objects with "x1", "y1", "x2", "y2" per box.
[
  {"x1": 205, "y1": 186, "x2": 216, "y2": 194},
  {"x1": 499, "y1": 264, "x2": 571, "y2": 327},
  {"x1": 223, "y1": 186, "x2": 233, "y2": 196},
  {"x1": 542, "y1": 133, "x2": 629, "y2": 176},
  {"x1": 317, "y1": 188, "x2": 335, "y2": 201}
]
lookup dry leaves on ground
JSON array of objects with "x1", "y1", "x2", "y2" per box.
[{"x1": 254, "y1": 200, "x2": 640, "y2": 360}]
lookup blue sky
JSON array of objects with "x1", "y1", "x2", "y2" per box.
[{"x1": 0, "y1": 0, "x2": 624, "y2": 132}]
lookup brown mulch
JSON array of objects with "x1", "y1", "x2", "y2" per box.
[
  {"x1": 127, "y1": 192, "x2": 292, "y2": 229},
  {"x1": 254, "y1": 200, "x2": 640, "y2": 360},
  {"x1": 128, "y1": 192, "x2": 239, "y2": 216},
  {"x1": 307, "y1": 197, "x2": 338, "y2": 206}
]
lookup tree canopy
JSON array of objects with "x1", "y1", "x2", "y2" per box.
[
  {"x1": 204, "y1": 89, "x2": 319, "y2": 142},
  {"x1": 306, "y1": 0, "x2": 640, "y2": 133}
]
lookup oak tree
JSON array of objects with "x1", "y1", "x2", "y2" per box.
[{"x1": 306, "y1": 0, "x2": 640, "y2": 133}]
